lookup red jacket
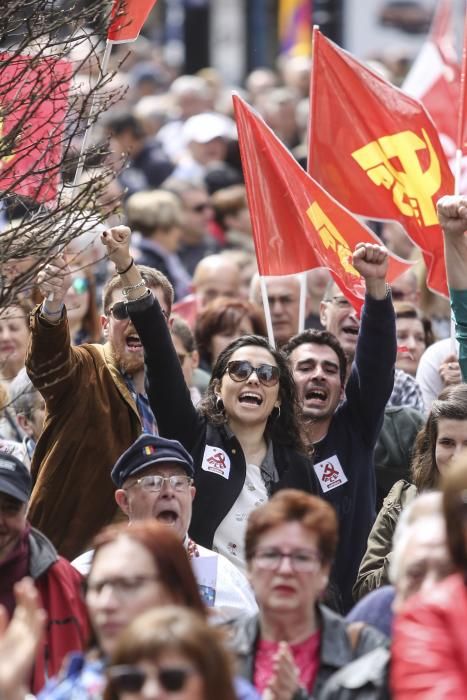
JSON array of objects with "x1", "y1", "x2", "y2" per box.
[
  {"x1": 391, "y1": 573, "x2": 467, "y2": 699},
  {"x1": 27, "y1": 529, "x2": 90, "y2": 694}
]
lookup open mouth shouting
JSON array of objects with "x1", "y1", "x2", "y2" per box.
[
  {"x1": 125, "y1": 333, "x2": 143, "y2": 353},
  {"x1": 155, "y1": 506, "x2": 180, "y2": 526},
  {"x1": 304, "y1": 386, "x2": 328, "y2": 407},
  {"x1": 238, "y1": 391, "x2": 264, "y2": 407}
]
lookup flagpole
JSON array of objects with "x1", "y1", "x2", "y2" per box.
[
  {"x1": 298, "y1": 271, "x2": 307, "y2": 332},
  {"x1": 260, "y1": 276, "x2": 276, "y2": 348},
  {"x1": 455, "y1": 6, "x2": 467, "y2": 195},
  {"x1": 71, "y1": 40, "x2": 113, "y2": 192}
]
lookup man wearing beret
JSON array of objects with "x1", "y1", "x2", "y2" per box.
[
  {"x1": 0, "y1": 451, "x2": 89, "y2": 693},
  {"x1": 73, "y1": 434, "x2": 257, "y2": 622}
]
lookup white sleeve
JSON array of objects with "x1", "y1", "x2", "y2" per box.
[{"x1": 213, "y1": 554, "x2": 258, "y2": 623}]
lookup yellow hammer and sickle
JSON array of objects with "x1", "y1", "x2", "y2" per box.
[
  {"x1": 351, "y1": 129, "x2": 441, "y2": 227},
  {"x1": 306, "y1": 202, "x2": 360, "y2": 277},
  {"x1": 0, "y1": 117, "x2": 16, "y2": 167}
]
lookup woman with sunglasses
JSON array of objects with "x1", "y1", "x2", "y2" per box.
[
  {"x1": 104, "y1": 606, "x2": 238, "y2": 700},
  {"x1": 231, "y1": 490, "x2": 386, "y2": 700},
  {"x1": 101, "y1": 226, "x2": 313, "y2": 571}
]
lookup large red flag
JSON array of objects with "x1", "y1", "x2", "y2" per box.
[
  {"x1": 107, "y1": 0, "x2": 158, "y2": 43},
  {"x1": 457, "y1": 11, "x2": 467, "y2": 156},
  {"x1": 233, "y1": 94, "x2": 413, "y2": 312},
  {"x1": 0, "y1": 52, "x2": 71, "y2": 203},
  {"x1": 308, "y1": 28, "x2": 454, "y2": 297}
]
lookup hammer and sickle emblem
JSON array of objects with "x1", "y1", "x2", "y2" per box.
[
  {"x1": 351, "y1": 129, "x2": 441, "y2": 227},
  {"x1": 306, "y1": 202, "x2": 360, "y2": 277}
]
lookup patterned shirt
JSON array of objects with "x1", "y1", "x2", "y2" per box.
[
  {"x1": 123, "y1": 373, "x2": 157, "y2": 435},
  {"x1": 387, "y1": 368, "x2": 424, "y2": 413}
]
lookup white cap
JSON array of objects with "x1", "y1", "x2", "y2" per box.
[{"x1": 182, "y1": 112, "x2": 237, "y2": 145}]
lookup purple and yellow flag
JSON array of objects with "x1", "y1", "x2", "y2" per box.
[{"x1": 278, "y1": 0, "x2": 312, "y2": 56}]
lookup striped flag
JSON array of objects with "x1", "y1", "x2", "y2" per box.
[{"x1": 278, "y1": 0, "x2": 312, "y2": 56}]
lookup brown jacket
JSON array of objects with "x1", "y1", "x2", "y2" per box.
[
  {"x1": 353, "y1": 479, "x2": 417, "y2": 602},
  {"x1": 26, "y1": 306, "x2": 141, "y2": 560}
]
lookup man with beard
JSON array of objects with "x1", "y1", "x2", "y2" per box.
[
  {"x1": 25, "y1": 256, "x2": 173, "y2": 560},
  {"x1": 283, "y1": 242, "x2": 396, "y2": 612}
]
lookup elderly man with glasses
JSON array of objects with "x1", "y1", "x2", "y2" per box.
[
  {"x1": 72, "y1": 433, "x2": 257, "y2": 623},
  {"x1": 26, "y1": 257, "x2": 174, "y2": 561}
]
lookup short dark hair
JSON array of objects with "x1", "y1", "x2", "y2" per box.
[
  {"x1": 282, "y1": 329, "x2": 347, "y2": 386},
  {"x1": 103, "y1": 110, "x2": 145, "y2": 139},
  {"x1": 245, "y1": 489, "x2": 338, "y2": 565}
]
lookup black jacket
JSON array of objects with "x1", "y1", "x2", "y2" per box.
[
  {"x1": 230, "y1": 606, "x2": 388, "y2": 699},
  {"x1": 128, "y1": 292, "x2": 314, "y2": 548}
]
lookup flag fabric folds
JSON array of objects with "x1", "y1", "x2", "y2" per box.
[
  {"x1": 308, "y1": 28, "x2": 454, "y2": 297},
  {"x1": 403, "y1": 0, "x2": 459, "y2": 157},
  {"x1": 0, "y1": 52, "x2": 72, "y2": 203},
  {"x1": 457, "y1": 10, "x2": 467, "y2": 155},
  {"x1": 107, "y1": 0, "x2": 158, "y2": 44},
  {"x1": 233, "y1": 94, "x2": 413, "y2": 312},
  {"x1": 278, "y1": 0, "x2": 312, "y2": 56}
]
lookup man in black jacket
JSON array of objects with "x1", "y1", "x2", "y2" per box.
[{"x1": 283, "y1": 243, "x2": 396, "y2": 611}]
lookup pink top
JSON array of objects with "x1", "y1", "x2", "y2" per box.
[{"x1": 254, "y1": 631, "x2": 321, "y2": 694}]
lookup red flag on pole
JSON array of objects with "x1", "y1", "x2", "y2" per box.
[
  {"x1": 308, "y1": 28, "x2": 454, "y2": 297},
  {"x1": 0, "y1": 52, "x2": 71, "y2": 203},
  {"x1": 403, "y1": 0, "x2": 459, "y2": 158},
  {"x1": 457, "y1": 11, "x2": 467, "y2": 156},
  {"x1": 107, "y1": 0, "x2": 158, "y2": 43},
  {"x1": 233, "y1": 94, "x2": 413, "y2": 312}
]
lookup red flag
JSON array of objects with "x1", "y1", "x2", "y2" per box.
[
  {"x1": 172, "y1": 294, "x2": 198, "y2": 330},
  {"x1": 107, "y1": 0, "x2": 158, "y2": 43},
  {"x1": 233, "y1": 94, "x2": 413, "y2": 312},
  {"x1": 403, "y1": 0, "x2": 460, "y2": 160},
  {"x1": 308, "y1": 28, "x2": 454, "y2": 297},
  {"x1": 0, "y1": 52, "x2": 71, "y2": 203}
]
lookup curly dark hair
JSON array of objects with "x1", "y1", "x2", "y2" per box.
[
  {"x1": 411, "y1": 384, "x2": 467, "y2": 491},
  {"x1": 197, "y1": 335, "x2": 305, "y2": 452}
]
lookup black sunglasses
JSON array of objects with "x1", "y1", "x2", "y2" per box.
[
  {"x1": 226, "y1": 360, "x2": 280, "y2": 387},
  {"x1": 107, "y1": 664, "x2": 196, "y2": 693},
  {"x1": 108, "y1": 301, "x2": 168, "y2": 322}
]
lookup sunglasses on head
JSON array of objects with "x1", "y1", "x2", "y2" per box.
[
  {"x1": 107, "y1": 301, "x2": 168, "y2": 322},
  {"x1": 226, "y1": 360, "x2": 280, "y2": 387},
  {"x1": 107, "y1": 664, "x2": 196, "y2": 693}
]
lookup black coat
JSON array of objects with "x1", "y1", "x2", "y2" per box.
[{"x1": 128, "y1": 292, "x2": 314, "y2": 548}]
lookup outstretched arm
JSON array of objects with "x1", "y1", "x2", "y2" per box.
[
  {"x1": 101, "y1": 227, "x2": 202, "y2": 450},
  {"x1": 437, "y1": 195, "x2": 467, "y2": 290}
]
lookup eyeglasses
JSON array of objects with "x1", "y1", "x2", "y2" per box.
[
  {"x1": 126, "y1": 474, "x2": 193, "y2": 492},
  {"x1": 71, "y1": 277, "x2": 89, "y2": 295},
  {"x1": 86, "y1": 575, "x2": 159, "y2": 598},
  {"x1": 190, "y1": 202, "x2": 211, "y2": 213},
  {"x1": 226, "y1": 360, "x2": 280, "y2": 387},
  {"x1": 107, "y1": 664, "x2": 197, "y2": 693},
  {"x1": 107, "y1": 300, "x2": 169, "y2": 322},
  {"x1": 253, "y1": 548, "x2": 322, "y2": 572},
  {"x1": 325, "y1": 296, "x2": 352, "y2": 309}
]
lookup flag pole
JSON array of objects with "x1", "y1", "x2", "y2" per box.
[
  {"x1": 260, "y1": 276, "x2": 276, "y2": 348},
  {"x1": 455, "y1": 7, "x2": 467, "y2": 195},
  {"x1": 71, "y1": 40, "x2": 113, "y2": 192},
  {"x1": 298, "y1": 271, "x2": 307, "y2": 332}
]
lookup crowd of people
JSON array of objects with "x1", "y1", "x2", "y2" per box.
[{"x1": 2, "y1": 28, "x2": 467, "y2": 700}]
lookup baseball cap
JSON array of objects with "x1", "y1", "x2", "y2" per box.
[
  {"x1": 182, "y1": 112, "x2": 237, "y2": 145},
  {"x1": 0, "y1": 452, "x2": 32, "y2": 503},
  {"x1": 111, "y1": 434, "x2": 194, "y2": 488}
]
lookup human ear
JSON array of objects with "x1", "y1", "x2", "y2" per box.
[{"x1": 115, "y1": 489, "x2": 130, "y2": 516}]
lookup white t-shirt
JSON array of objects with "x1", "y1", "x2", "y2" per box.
[{"x1": 212, "y1": 462, "x2": 268, "y2": 572}]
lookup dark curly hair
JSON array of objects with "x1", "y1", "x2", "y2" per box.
[
  {"x1": 197, "y1": 335, "x2": 305, "y2": 452},
  {"x1": 411, "y1": 384, "x2": 467, "y2": 491}
]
